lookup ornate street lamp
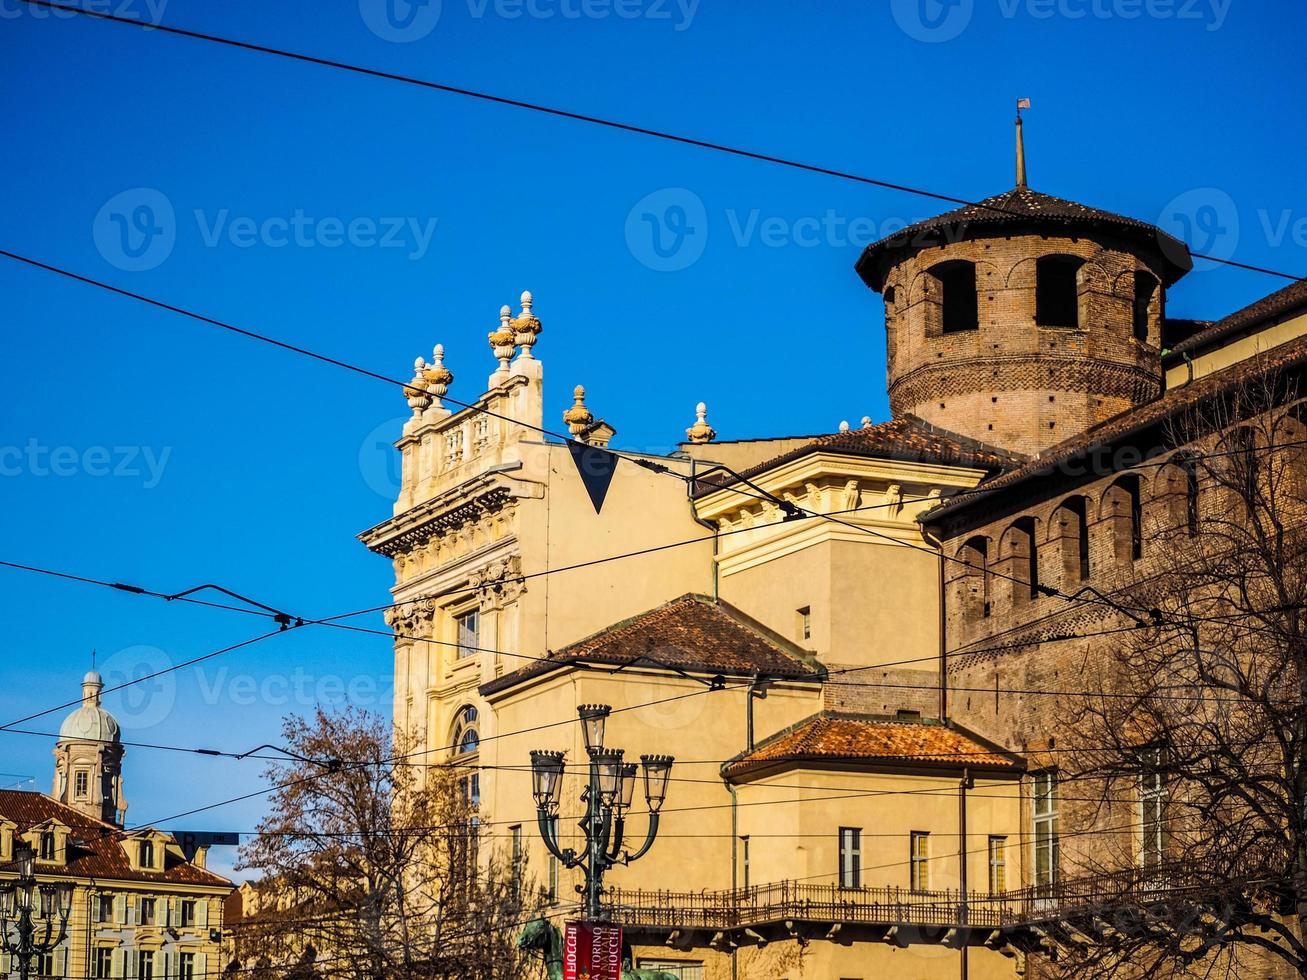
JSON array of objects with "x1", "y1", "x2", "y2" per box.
[
  {"x1": 531, "y1": 704, "x2": 674, "y2": 919},
  {"x1": 0, "y1": 843, "x2": 73, "y2": 980}
]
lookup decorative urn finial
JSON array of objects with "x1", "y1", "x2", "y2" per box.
[
  {"x1": 511, "y1": 290, "x2": 542, "y2": 360},
  {"x1": 563, "y1": 385, "x2": 594, "y2": 437},
  {"x1": 423, "y1": 344, "x2": 454, "y2": 410},
  {"x1": 685, "y1": 402, "x2": 716, "y2": 444},
  {"x1": 489, "y1": 305, "x2": 516, "y2": 379},
  {"x1": 405, "y1": 356, "x2": 432, "y2": 417},
  {"x1": 839, "y1": 420, "x2": 850, "y2": 433},
  {"x1": 861, "y1": 416, "x2": 873, "y2": 429}
]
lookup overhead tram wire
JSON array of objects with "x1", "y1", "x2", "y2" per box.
[
  {"x1": 13, "y1": 0, "x2": 1307, "y2": 285},
  {"x1": 0, "y1": 247, "x2": 1211, "y2": 631}
]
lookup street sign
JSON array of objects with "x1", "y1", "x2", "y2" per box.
[
  {"x1": 563, "y1": 921, "x2": 623, "y2": 980},
  {"x1": 176, "y1": 831, "x2": 240, "y2": 861}
]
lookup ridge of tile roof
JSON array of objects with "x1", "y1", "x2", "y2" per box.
[
  {"x1": 0, "y1": 789, "x2": 232, "y2": 888},
  {"x1": 855, "y1": 186, "x2": 1192, "y2": 290},
  {"x1": 924, "y1": 331, "x2": 1307, "y2": 522},
  {"x1": 1164, "y1": 278, "x2": 1307, "y2": 361},
  {"x1": 721, "y1": 711, "x2": 1023, "y2": 780},
  {"x1": 480, "y1": 594, "x2": 819, "y2": 697},
  {"x1": 691, "y1": 415, "x2": 1023, "y2": 499}
]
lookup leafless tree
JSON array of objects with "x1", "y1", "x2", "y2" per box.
[
  {"x1": 232, "y1": 708, "x2": 537, "y2": 980},
  {"x1": 1049, "y1": 368, "x2": 1307, "y2": 978}
]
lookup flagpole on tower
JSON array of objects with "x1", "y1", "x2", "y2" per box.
[{"x1": 1015, "y1": 98, "x2": 1031, "y2": 188}]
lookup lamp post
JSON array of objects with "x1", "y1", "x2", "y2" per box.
[
  {"x1": 0, "y1": 843, "x2": 74, "y2": 980},
  {"x1": 531, "y1": 704, "x2": 674, "y2": 921}
]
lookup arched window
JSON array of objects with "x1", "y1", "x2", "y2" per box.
[
  {"x1": 884, "y1": 285, "x2": 897, "y2": 307},
  {"x1": 958, "y1": 537, "x2": 991, "y2": 621},
  {"x1": 1174, "y1": 455, "x2": 1200, "y2": 537},
  {"x1": 1053, "y1": 497, "x2": 1091, "y2": 585},
  {"x1": 451, "y1": 705, "x2": 481, "y2": 810},
  {"x1": 1007, "y1": 517, "x2": 1040, "y2": 601},
  {"x1": 1035, "y1": 255, "x2": 1085, "y2": 328},
  {"x1": 452, "y1": 705, "x2": 479, "y2": 756},
  {"x1": 1132, "y1": 272, "x2": 1159, "y2": 342},
  {"x1": 1105, "y1": 476, "x2": 1143, "y2": 563},
  {"x1": 929, "y1": 260, "x2": 978, "y2": 334}
]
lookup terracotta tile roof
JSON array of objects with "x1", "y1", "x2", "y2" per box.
[
  {"x1": 722, "y1": 713, "x2": 1023, "y2": 780},
  {"x1": 856, "y1": 186, "x2": 1192, "y2": 289},
  {"x1": 0, "y1": 790, "x2": 232, "y2": 889},
  {"x1": 691, "y1": 415, "x2": 1022, "y2": 499},
  {"x1": 926, "y1": 331, "x2": 1307, "y2": 521},
  {"x1": 480, "y1": 595, "x2": 818, "y2": 697},
  {"x1": 1165, "y1": 278, "x2": 1307, "y2": 360}
]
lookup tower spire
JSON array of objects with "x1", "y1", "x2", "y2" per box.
[{"x1": 1015, "y1": 98, "x2": 1031, "y2": 188}]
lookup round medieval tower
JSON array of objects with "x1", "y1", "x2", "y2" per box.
[{"x1": 855, "y1": 151, "x2": 1193, "y2": 457}]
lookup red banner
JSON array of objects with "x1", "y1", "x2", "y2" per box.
[{"x1": 563, "y1": 920, "x2": 623, "y2": 980}]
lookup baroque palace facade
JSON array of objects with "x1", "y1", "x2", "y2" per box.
[
  {"x1": 360, "y1": 158, "x2": 1307, "y2": 977},
  {"x1": 0, "y1": 672, "x2": 232, "y2": 979}
]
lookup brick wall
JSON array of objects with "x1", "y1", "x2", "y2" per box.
[{"x1": 880, "y1": 232, "x2": 1168, "y2": 456}]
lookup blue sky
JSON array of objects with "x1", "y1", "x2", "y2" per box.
[{"x1": 1, "y1": 0, "x2": 1304, "y2": 880}]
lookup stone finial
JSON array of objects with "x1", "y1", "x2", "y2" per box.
[
  {"x1": 488, "y1": 305, "x2": 516, "y2": 381},
  {"x1": 686, "y1": 402, "x2": 716, "y2": 444},
  {"x1": 563, "y1": 384, "x2": 594, "y2": 436},
  {"x1": 861, "y1": 416, "x2": 873, "y2": 429},
  {"x1": 839, "y1": 420, "x2": 850, "y2": 433},
  {"x1": 423, "y1": 344, "x2": 454, "y2": 410},
  {"x1": 511, "y1": 290, "x2": 542, "y2": 360},
  {"x1": 405, "y1": 356, "x2": 432, "y2": 416}
]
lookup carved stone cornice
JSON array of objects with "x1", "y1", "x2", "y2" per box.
[{"x1": 361, "y1": 484, "x2": 512, "y2": 559}]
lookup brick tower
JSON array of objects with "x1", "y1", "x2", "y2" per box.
[{"x1": 855, "y1": 123, "x2": 1193, "y2": 456}]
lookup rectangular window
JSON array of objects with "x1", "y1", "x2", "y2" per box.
[
  {"x1": 74, "y1": 770, "x2": 89, "y2": 799},
  {"x1": 181, "y1": 899, "x2": 196, "y2": 928},
  {"x1": 1140, "y1": 750, "x2": 1165, "y2": 868},
  {"x1": 456, "y1": 610, "x2": 479, "y2": 659},
  {"x1": 838, "y1": 827, "x2": 861, "y2": 889},
  {"x1": 546, "y1": 816, "x2": 559, "y2": 903},
  {"x1": 1033, "y1": 771, "x2": 1060, "y2": 889},
  {"x1": 910, "y1": 832, "x2": 930, "y2": 892},
  {"x1": 797, "y1": 606, "x2": 811, "y2": 641},
  {"x1": 97, "y1": 894, "x2": 114, "y2": 923},
  {"x1": 510, "y1": 824, "x2": 523, "y2": 899},
  {"x1": 39, "y1": 832, "x2": 56, "y2": 860},
  {"x1": 139, "y1": 897, "x2": 156, "y2": 926},
  {"x1": 179, "y1": 952, "x2": 196, "y2": 980},
  {"x1": 988, "y1": 836, "x2": 1007, "y2": 894},
  {"x1": 36, "y1": 952, "x2": 54, "y2": 978},
  {"x1": 139, "y1": 839, "x2": 154, "y2": 868},
  {"x1": 741, "y1": 836, "x2": 750, "y2": 890},
  {"x1": 137, "y1": 950, "x2": 155, "y2": 980},
  {"x1": 93, "y1": 948, "x2": 114, "y2": 978}
]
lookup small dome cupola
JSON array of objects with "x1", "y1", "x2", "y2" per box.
[
  {"x1": 853, "y1": 106, "x2": 1193, "y2": 456},
  {"x1": 57, "y1": 671, "x2": 121, "y2": 745},
  {"x1": 52, "y1": 666, "x2": 127, "y2": 827}
]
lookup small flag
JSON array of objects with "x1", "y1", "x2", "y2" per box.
[
  {"x1": 1017, "y1": 98, "x2": 1031, "y2": 110},
  {"x1": 568, "y1": 441, "x2": 619, "y2": 514}
]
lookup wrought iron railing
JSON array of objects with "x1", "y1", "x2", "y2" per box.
[{"x1": 607, "y1": 863, "x2": 1251, "y2": 934}]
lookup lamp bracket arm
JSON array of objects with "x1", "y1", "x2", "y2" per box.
[
  {"x1": 536, "y1": 809, "x2": 573, "y2": 868},
  {"x1": 605, "y1": 814, "x2": 627, "y2": 862},
  {"x1": 625, "y1": 812, "x2": 661, "y2": 864}
]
